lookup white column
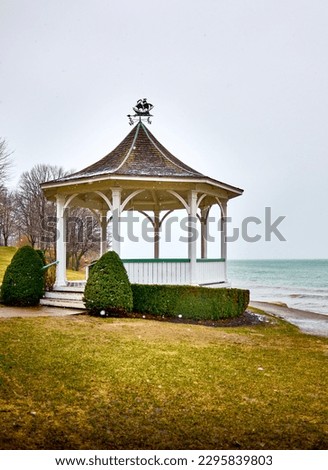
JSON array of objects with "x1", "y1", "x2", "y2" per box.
[
  {"x1": 220, "y1": 200, "x2": 228, "y2": 281},
  {"x1": 100, "y1": 210, "x2": 108, "y2": 257},
  {"x1": 111, "y1": 187, "x2": 122, "y2": 256},
  {"x1": 201, "y1": 207, "x2": 209, "y2": 259},
  {"x1": 54, "y1": 194, "x2": 67, "y2": 288},
  {"x1": 188, "y1": 190, "x2": 198, "y2": 284},
  {"x1": 154, "y1": 210, "x2": 160, "y2": 259}
]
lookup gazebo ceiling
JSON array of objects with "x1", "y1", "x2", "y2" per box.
[
  {"x1": 65, "y1": 186, "x2": 224, "y2": 212},
  {"x1": 41, "y1": 120, "x2": 243, "y2": 209}
]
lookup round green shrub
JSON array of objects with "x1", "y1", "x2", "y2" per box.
[
  {"x1": 35, "y1": 249, "x2": 47, "y2": 290},
  {"x1": 83, "y1": 251, "x2": 133, "y2": 316},
  {"x1": 35, "y1": 249, "x2": 46, "y2": 266},
  {"x1": 1, "y1": 245, "x2": 45, "y2": 307}
]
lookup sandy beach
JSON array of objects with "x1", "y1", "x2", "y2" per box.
[{"x1": 250, "y1": 301, "x2": 328, "y2": 338}]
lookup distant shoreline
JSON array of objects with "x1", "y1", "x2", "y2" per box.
[{"x1": 250, "y1": 301, "x2": 328, "y2": 338}]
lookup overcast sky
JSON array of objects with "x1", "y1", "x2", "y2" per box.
[{"x1": 1, "y1": 0, "x2": 327, "y2": 259}]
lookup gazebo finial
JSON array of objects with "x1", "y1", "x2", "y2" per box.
[{"x1": 127, "y1": 98, "x2": 154, "y2": 125}]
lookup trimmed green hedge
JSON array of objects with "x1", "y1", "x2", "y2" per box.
[
  {"x1": 1, "y1": 245, "x2": 45, "y2": 307},
  {"x1": 83, "y1": 251, "x2": 133, "y2": 316},
  {"x1": 131, "y1": 284, "x2": 249, "y2": 321}
]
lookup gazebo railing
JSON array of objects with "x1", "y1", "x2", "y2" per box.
[
  {"x1": 195, "y1": 258, "x2": 226, "y2": 285},
  {"x1": 123, "y1": 258, "x2": 226, "y2": 285},
  {"x1": 85, "y1": 258, "x2": 226, "y2": 286},
  {"x1": 123, "y1": 258, "x2": 190, "y2": 285}
]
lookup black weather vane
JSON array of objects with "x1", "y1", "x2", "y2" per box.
[{"x1": 127, "y1": 98, "x2": 154, "y2": 125}]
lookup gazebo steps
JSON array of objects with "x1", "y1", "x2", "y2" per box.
[
  {"x1": 65, "y1": 282, "x2": 86, "y2": 291},
  {"x1": 41, "y1": 289, "x2": 85, "y2": 309},
  {"x1": 40, "y1": 299, "x2": 85, "y2": 309}
]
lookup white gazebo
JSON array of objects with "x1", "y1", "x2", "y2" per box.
[{"x1": 41, "y1": 103, "x2": 243, "y2": 291}]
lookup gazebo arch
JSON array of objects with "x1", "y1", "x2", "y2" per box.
[{"x1": 41, "y1": 103, "x2": 243, "y2": 289}]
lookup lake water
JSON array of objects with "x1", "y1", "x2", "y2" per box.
[{"x1": 227, "y1": 259, "x2": 328, "y2": 316}]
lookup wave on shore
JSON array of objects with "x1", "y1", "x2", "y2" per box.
[{"x1": 228, "y1": 259, "x2": 328, "y2": 316}]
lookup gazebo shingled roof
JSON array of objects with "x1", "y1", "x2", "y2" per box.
[
  {"x1": 54, "y1": 121, "x2": 202, "y2": 182},
  {"x1": 46, "y1": 121, "x2": 242, "y2": 197}
]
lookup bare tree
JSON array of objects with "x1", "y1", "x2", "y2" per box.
[
  {"x1": 66, "y1": 207, "x2": 100, "y2": 271},
  {"x1": 0, "y1": 188, "x2": 17, "y2": 246},
  {"x1": 15, "y1": 163, "x2": 101, "y2": 269},
  {"x1": 16, "y1": 164, "x2": 67, "y2": 249},
  {"x1": 0, "y1": 138, "x2": 13, "y2": 190}
]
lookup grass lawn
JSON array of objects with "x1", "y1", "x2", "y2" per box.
[
  {"x1": 66, "y1": 269, "x2": 85, "y2": 281},
  {"x1": 0, "y1": 246, "x2": 16, "y2": 282},
  {"x1": 0, "y1": 246, "x2": 85, "y2": 283},
  {"x1": 0, "y1": 312, "x2": 327, "y2": 450}
]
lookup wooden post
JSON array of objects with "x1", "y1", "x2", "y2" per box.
[
  {"x1": 188, "y1": 190, "x2": 198, "y2": 284},
  {"x1": 111, "y1": 188, "x2": 122, "y2": 256},
  {"x1": 220, "y1": 200, "x2": 228, "y2": 282},
  {"x1": 100, "y1": 210, "x2": 107, "y2": 256},
  {"x1": 201, "y1": 207, "x2": 209, "y2": 259},
  {"x1": 54, "y1": 194, "x2": 67, "y2": 287},
  {"x1": 154, "y1": 210, "x2": 160, "y2": 259}
]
